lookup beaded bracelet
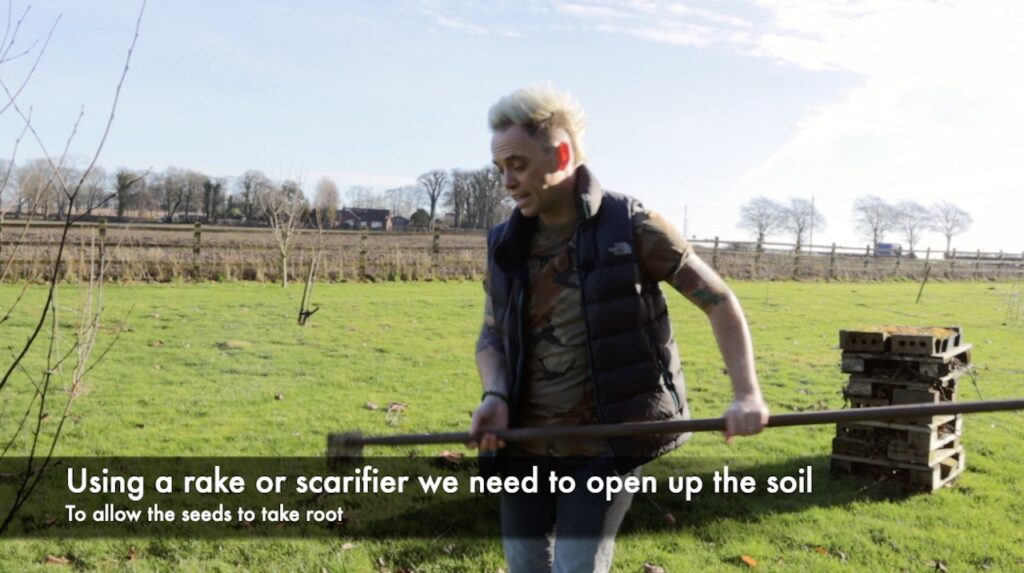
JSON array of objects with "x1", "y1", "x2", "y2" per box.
[{"x1": 481, "y1": 390, "x2": 510, "y2": 404}]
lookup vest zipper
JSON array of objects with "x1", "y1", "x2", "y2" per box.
[
  {"x1": 512, "y1": 271, "x2": 528, "y2": 411},
  {"x1": 575, "y1": 223, "x2": 607, "y2": 428}
]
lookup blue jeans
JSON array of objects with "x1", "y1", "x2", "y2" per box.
[{"x1": 500, "y1": 454, "x2": 641, "y2": 573}]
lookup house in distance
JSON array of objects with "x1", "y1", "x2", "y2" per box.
[{"x1": 338, "y1": 207, "x2": 393, "y2": 231}]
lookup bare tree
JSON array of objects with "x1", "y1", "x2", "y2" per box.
[
  {"x1": 780, "y1": 197, "x2": 825, "y2": 251},
  {"x1": 180, "y1": 169, "x2": 206, "y2": 221},
  {"x1": 894, "y1": 200, "x2": 929, "y2": 253},
  {"x1": 344, "y1": 185, "x2": 383, "y2": 210},
  {"x1": 260, "y1": 178, "x2": 307, "y2": 287},
  {"x1": 13, "y1": 158, "x2": 78, "y2": 218},
  {"x1": 737, "y1": 196, "x2": 784, "y2": 243},
  {"x1": 14, "y1": 159, "x2": 51, "y2": 217},
  {"x1": 417, "y1": 169, "x2": 448, "y2": 229},
  {"x1": 852, "y1": 195, "x2": 896, "y2": 246},
  {"x1": 0, "y1": 159, "x2": 12, "y2": 211},
  {"x1": 236, "y1": 169, "x2": 270, "y2": 221},
  {"x1": 313, "y1": 176, "x2": 339, "y2": 226},
  {"x1": 152, "y1": 167, "x2": 186, "y2": 221},
  {"x1": 446, "y1": 169, "x2": 472, "y2": 228},
  {"x1": 1, "y1": 0, "x2": 146, "y2": 536},
  {"x1": 77, "y1": 165, "x2": 109, "y2": 214},
  {"x1": 467, "y1": 166, "x2": 505, "y2": 229},
  {"x1": 930, "y1": 201, "x2": 973, "y2": 253},
  {"x1": 384, "y1": 184, "x2": 422, "y2": 219}
]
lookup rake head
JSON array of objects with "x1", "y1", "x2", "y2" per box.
[{"x1": 326, "y1": 432, "x2": 364, "y2": 468}]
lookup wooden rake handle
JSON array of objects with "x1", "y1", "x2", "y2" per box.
[{"x1": 328, "y1": 398, "x2": 1024, "y2": 451}]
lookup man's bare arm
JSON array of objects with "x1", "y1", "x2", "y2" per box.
[
  {"x1": 476, "y1": 295, "x2": 508, "y2": 394},
  {"x1": 470, "y1": 295, "x2": 509, "y2": 450},
  {"x1": 669, "y1": 252, "x2": 768, "y2": 437}
]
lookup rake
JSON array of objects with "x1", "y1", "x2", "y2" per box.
[{"x1": 327, "y1": 398, "x2": 1024, "y2": 461}]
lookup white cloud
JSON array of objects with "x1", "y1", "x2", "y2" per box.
[
  {"x1": 525, "y1": 0, "x2": 1023, "y2": 248},
  {"x1": 420, "y1": 8, "x2": 523, "y2": 37},
  {"x1": 410, "y1": 0, "x2": 1024, "y2": 248},
  {"x1": 738, "y1": 1, "x2": 1024, "y2": 200}
]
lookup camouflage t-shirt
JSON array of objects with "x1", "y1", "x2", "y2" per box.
[{"x1": 501, "y1": 205, "x2": 692, "y2": 457}]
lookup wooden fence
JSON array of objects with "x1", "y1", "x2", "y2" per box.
[
  {"x1": 691, "y1": 237, "x2": 1024, "y2": 282},
  {"x1": 1, "y1": 219, "x2": 1022, "y2": 283}
]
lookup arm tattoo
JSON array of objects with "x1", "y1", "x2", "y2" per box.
[
  {"x1": 477, "y1": 325, "x2": 502, "y2": 353},
  {"x1": 671, "y1": 263, "x2": 728, "y2": 311},
  {"x1": 477, "y1": 294, "x2": 502, "y2": 353}
]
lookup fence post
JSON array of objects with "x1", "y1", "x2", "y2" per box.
[
  {"x1": 863, "y1": 244, "x2": 871, "y2": 275},
  {"x1": 192, "y1": 222, "x2": 202, "y2": 279},
  {"x1": 432, "y1": 229, "x2": 440, "y2": 278},
  {"x1": 0, "y1": 212, "x2": 4, "y2": 264},
  {"x1": 949, "y1": 248, "x2": 956, "y2": 277},
  {"x1": 99, "y1": 219, "x2": 107, "y2": 273},
  {"x1": 792, "y1": 242, "x2": 801, "y2": 279},
  {"x1": 754, "y1": 237, "x2": 762, "y2": 278},
  {"x1": 712, "y1": 236, "x2": 719, "y2": 270},
  {"x1": 359, "y1": 230, "x2": 368, "y2": 280},
  {"x1": 828, "y1": 242, "x2": 837, "y2": 281},
  {"x1": 974, "y1": 249, "x2": 981, "y2": 273},
  {"x1": 895, "y1": 245, "x2": 902, "y2": 274}
]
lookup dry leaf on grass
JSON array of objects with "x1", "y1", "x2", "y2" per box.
[
  {"x1": 217, "y1": 340, "x2": 251, "y2": 350},
  {"x1": 815, "y1": 547, "x2": 828, "y2": 555},
  {"x1": 44, "y1": 555, "x2": 70, "y2": 565},
  {"x1": 643, "y1": 562, "x2": 666, "y2": 573},
  {"x1": 386, "y1": 402, "x2": 407, "y2": 413},
  {"x1": 364, "y1": 402, "x2": 379, "y2": 411},
  {"x1": 741, "y1": 555, "x2": 759, "y2": 568},
  {"x1": 127, "y1": 547, "x2": 137, "y2": 561},
  {"x1": 341, "y1": 542, "x2": 356, "y2": 551},
  {"x1": 274, "y1": 393, "x2": 284, "y2": 401},
  {"x1": 437, "y1": 450, "x2": 464, "y2": 468}
]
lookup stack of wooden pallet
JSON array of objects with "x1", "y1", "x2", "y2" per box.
[{"x1": 831, "y1": 326, "x2": 971, "y2": 490}]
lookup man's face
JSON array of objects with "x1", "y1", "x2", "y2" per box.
[{"x1": 491, "y1": 125, "x2": 571, "y2": 220}]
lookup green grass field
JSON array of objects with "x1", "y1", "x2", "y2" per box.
[{"x1": 2, "y1": 280, "x2": 1023, "y2": 571}]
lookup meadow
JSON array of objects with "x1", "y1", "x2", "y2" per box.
[{"x1": 1, "y1": 280, "x2": 1023, "y2": 571}]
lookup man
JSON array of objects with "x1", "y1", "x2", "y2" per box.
[{"x1": 470, "y1": 85, "x2": 769, "y2": 573}]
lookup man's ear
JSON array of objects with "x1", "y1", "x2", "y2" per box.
[{"x1": 555, "y1": 141, "x2": 572, "y2": 171}]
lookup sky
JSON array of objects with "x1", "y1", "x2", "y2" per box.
[{"x1": 2, "y1": 0, "x2": 1022, "y2": 253}]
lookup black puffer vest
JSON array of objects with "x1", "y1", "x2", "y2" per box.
[{"x1": 486, "y1": 166, "x2": 690, "y2": 472}]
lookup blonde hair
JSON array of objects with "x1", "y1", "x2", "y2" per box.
[{"x1": 488, "y1": 85, "x2": 587, "y2": 164}]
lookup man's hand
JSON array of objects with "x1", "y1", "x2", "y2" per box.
[
  {"x1": 723, "y1": 394, "x2": 769, "y2": 443},
  {"x1": 468, "y1": 396, "x2": 509, "y2": 451}
]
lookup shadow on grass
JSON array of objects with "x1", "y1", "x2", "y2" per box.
[
  {"x1": 623, "y1": 454, "x2": 915, "y2": 535},
  {"x1": 376, "y1": 454, "x2": 919, "y2": 570}
]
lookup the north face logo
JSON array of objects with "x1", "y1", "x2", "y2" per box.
[{"x1": 608, "y1": 242, "x2": 632, "y2": 256}]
